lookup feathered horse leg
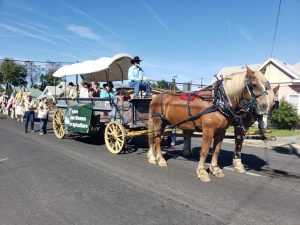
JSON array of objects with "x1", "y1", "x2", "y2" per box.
[
  {"x1": 197, "y1": 128, "x2": 214, "y2": 182},
  {"x1": 210, "y1": 129, "x2": 226, "y2": 177},
  {"x1": 233, "y1": 127, "x2": 246, "y2": 173}
]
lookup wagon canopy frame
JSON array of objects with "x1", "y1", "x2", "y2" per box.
[{"x1": 53, "y1": 53, "x2": 133, "y2": 82}]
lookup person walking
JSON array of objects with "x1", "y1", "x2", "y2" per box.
[
  {"x1": 38, "y1": 96, "x2": 49, "y2": 135},
  {"x1": 128, "y1": 56, "x2": 151, "y2": 98},
  {"x1": 24, "y1": 94, "x2": 36, "y2": 133}
]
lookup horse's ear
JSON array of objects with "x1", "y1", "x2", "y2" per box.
[
  {"x1": 246, "y1": 65, "x2": 255, "y2": 76},
  {"x1": 260, "y1": 66, "x2": 266, "y2": 75},
  {"x1": 273, "y1": 85, "x2": 279, "y2": 94}
]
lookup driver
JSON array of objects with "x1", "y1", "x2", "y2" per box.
[{"x1": 128, "y1": 56, "x2": 151, "y2": 98}]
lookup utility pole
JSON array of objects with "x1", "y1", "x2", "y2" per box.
[
  {"x1": 172, "y1": 76, "x2": 177, "y2": 92},
  {"x1": 201, "y1": 77, "x2": 203, "y2": 90}
]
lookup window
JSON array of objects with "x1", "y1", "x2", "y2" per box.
[{"x1": 289, "y1": 95, "x2": 299, "y2": 109}]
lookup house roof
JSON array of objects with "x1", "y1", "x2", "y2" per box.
[
  {"x1": 258, "y1": 58, "x2": 300, "y2": 80},
  {"x1": 42, "y1": 86, "x2": 65, "y2": 97},
  {"x1": 217, "y1": 64, "x2": 260, "y2": 76},
  {"x1": 28, "y1": 88, "x2": 42, "y2": 98}
]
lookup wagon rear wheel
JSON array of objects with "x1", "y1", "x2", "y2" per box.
[
  {"x1": 53, "y1": 111, "x2": 65, "y2": 139},
  {"x1": 105, "y1": 121, "x2": 126, "y2": 154}
]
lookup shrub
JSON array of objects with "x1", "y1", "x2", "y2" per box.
[{"x1": 269, "y1": 99, "x2": 299, "y2": 129}]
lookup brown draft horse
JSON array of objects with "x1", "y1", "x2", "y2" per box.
[{"x1": 148, "y1": 67, "x2": 272, "y2": 182}]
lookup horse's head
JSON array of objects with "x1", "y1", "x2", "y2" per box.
[{"x1": 243, "y1": 66, "x2": 273, "y2": 115}]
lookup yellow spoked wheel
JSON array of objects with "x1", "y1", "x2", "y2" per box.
[
  {"x1": 104, "y1": 121, "x2": 126, "y2": 154},
  {"x1": 53, "y1": 111, "x2": 66, "y2": 139}
]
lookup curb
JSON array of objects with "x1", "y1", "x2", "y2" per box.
[{"x1": 223, "y1": 139, "x2": 300, "y2": 153}]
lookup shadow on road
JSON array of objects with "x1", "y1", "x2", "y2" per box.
[
  {"x1": 272, "y1": 144, "x2": 300, "y2": 158},
  {"x1": 163, "y1": 147, "x2": 268, "y2": 172}
]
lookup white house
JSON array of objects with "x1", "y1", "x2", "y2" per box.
[{"x1": 41, "y1": 82, "x2": 68, "y2": 99}]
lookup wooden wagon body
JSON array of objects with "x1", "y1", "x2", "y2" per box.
[{"x1": 52, "y1": 53, "x2": 155, "y2": 153}]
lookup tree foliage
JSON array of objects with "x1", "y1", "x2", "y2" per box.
[
  {"x1": 25, "y1": 61, "x2": 43, "y2": 88},
  {"x1": 269, "y1": 99, "x2": 299, "y2": 129},
  {"x1": 0, "y1": 58, "x2": 27, "y2": 89},
  {"x1": 151, "y1": 79, "x2": 179, "y2": 90},
  {"x1": 39, "y1": 62, "x2": 62, "y2": 91}
]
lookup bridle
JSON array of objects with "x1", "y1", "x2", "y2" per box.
[{"x1": 239, "y1": 77, "x2": 270, "y2": 113}]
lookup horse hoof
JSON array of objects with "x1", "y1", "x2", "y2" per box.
[
  {"x1": 234, "y1": 165, "x2": 246, "y2": 173},
  {"x1": 148, "y1": 158, "x2": 157, "y2": 165},
  {"x1": 197, "y1": 169, "x2": 211, "y2": 182},
  {"x1": 209, "y1": 165, "x2": 225, "y2": 177},
  {"x1": 158, "y1": 159, "x2": 168, "y2": 167},
  {"x1": 233, "y1": 159, "x2": 246, "y2": 173}
]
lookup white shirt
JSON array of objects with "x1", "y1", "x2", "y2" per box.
[{"x1": 79, "y1": 87, "x2": 90, "y2": 98}]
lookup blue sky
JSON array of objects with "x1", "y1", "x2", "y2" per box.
[{"x1": 0, "y1": 0, "x2": 299, "y2": 84}]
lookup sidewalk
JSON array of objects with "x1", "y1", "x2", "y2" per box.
[{"x1": 223, "y1": 133, "x2": 300, "y2": 152}]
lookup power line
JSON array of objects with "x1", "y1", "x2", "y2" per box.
[
  {"x1": 0, "y1": 58, "x2": 74, "y2": 64},
  {"x1": 270, "y1": 0, "x2": 282, "y2": 57}
]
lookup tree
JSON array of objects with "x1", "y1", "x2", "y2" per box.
[
  {"x1": 39, "y1": 62, "x2": 62, "y2": 91},
  {"x1": 156, "y1": 80, "x2": 170, "y2": 89},
  {"x1": 25, "y1": 61, "x2": 43, "y2": 88},
  {"x1": 269, "y1": 99, "x2": 299, "y2": 129},
  {"x1": 0, "y1": 58, "x2": 27, "y2": 89}
]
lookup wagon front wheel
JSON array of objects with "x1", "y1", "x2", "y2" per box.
[
  {"x1": 53, "y1": 111, "x2": 65, "y2": 139},
  {"x1": 105, "y1": 121, "x2": 126, "y2": 154}
]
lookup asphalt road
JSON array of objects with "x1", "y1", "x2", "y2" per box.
[{"x1": 0, "y1": 117, "x2": 299, "y2": 225}]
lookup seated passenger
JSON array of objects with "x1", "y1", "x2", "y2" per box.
[
  {"x1": 79, "y1": 82, "x2": 91, "y2": 98},
  {"x1": 128, "y1": 56, "x2": 151, "y2": 98},
  {"x1": 100, "y1": 81, "x2": 115, "y2": 100},
  {"x1": 91, "y1": 82, "x2": 101, "y2": 97}
]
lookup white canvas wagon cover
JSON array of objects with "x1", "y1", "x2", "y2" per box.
[{"x1": 53, "y1": 53, "x2": 133, "y2": 82}]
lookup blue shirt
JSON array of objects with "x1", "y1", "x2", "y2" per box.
[
  {"x1": 128, "y1": 65, "x2": 147, "y2": 81},
  {"x1": 100, "y1": 90, "x2": 115, "y2": 100}
]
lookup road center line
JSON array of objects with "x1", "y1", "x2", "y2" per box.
[{"x1": 0, "y1": 158, "x2": 9, "y2": 162}]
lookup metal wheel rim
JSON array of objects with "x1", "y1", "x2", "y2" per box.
[
  {"x1": 53, "y1": 111, "x2": 65, "y2": 139},
  {"x1": 104, "y1": 122, "x2": 126, "y2": 154}
]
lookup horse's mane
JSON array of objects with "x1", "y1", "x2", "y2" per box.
[{"x1": 221, "y1": 70, "x2": 267, "y2": 105}]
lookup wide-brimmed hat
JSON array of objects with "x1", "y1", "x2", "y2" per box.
[
  {"x1": 103, "y1": 81, "x2": 114, "y2": 89},
  {"x1": 131, "y1": 56, "x2": 142, "y2": 64}
]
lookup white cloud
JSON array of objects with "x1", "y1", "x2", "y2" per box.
[
  {"x1": 11, "y1": 21, "x2": 72, "y2": 43},
  {"x1": 0, "y1": 23, "x2": 57, "y2": 44},
  {"x1": 66, "y1": 24, "x2": 100, "y2": 40},
  {"x1": 141, "y1": 2, "x2": 171, "y2": 34},
  {"x1": 237, "y1": 27, "x2": 253, "y2": 43},
  {"x1": 60, "y1": 52, "x2": 82, "y2": 61},
  {"x1": 63, "y1": 2, "x2": 120, "y2": 38}
]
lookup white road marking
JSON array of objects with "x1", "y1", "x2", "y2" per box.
[
  {"x1": 0, "y1": 158, "x2": 9, "y2": 162},
  {"x1": 223, "y1": 166, "x2": 261, "y2": 177}
]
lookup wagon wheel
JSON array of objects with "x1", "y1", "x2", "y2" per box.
[
  {"x1": 53, "y1": 111, "x2": 66, "y2": 139},
  {"x1": 105, "y1": 121, "x2": 126, "y2": 154}
]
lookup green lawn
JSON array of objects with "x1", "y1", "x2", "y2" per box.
[{"x1": 226, "y1": 126, "x2": 300, "y2": 137}]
